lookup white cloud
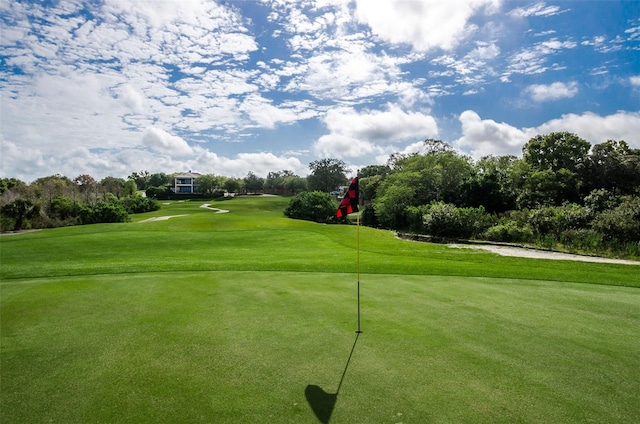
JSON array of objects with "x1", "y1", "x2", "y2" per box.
[
  {"x1": 0, "y1": 140, "x2": 47, "y2": 182},
  {"x1": 429, "y1": 41, "x2": 501, "y2": 89},
  {"x1": 468, "y1": 41, "x2": 501, "y2": 60},
  {"x1": 534, "y1": 111, "x2": 640, "y2": 148},
  {"x1": 315, "y1": 104, "x2": 439, "y2": 158},
  {"x1": 239, "y1": 94, "x2": 319, "y2": 129},
  {"x1": 455, "y1": 110, "x2": 640, "y2": 159},
  {"x1": 192, "y1": 150, "x2": 306, "y2": 178},
  {"x1": 625, "y1": 21, "x2": 640, "y2": 41},
  {"x1": 1, "y1": 0, "x2": 638, "y2": 185},
  {"x1": 454, "y1": 110, "x2": 532, "y2": 158},
  {"x1": 509, "y1": 2, "x2": 564, "y2": 18},
  {"x1": 355, "y1": 0, "x2": 501, "y2": 51},
  {"x1": 142, "y1": 127, "x2": 193, "y2": 156},
  {"x1": 526, "y1": 81, "x2": 579, "y2": 102},
  {"x1": 324, "y1": 105, "x2": 438, "y2": 142},
  {"x1": 119, "y1": 84, "x2": 146, "y2": 114},
  {"x1": 504, "y1": 38, "x2": 577, "y2": 78}
]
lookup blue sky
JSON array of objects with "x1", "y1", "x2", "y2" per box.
[{"x1": 1, "y1": 0, "x2": 639, "y2": 182}]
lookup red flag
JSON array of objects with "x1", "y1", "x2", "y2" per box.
[{"x1": 335, "y1": 177, "x2": 359, "y2": 218}]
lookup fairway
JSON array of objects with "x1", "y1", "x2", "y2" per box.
[{"x1": 1, "y1": 196, "x2": 639, "y2": 423}]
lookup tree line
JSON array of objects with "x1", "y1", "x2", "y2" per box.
[
  {"x1": 0, "y1": 168, "x2": 316, "y2": 231},
  {"x1": 284, "y1": 133, "x2": 640, "y2": 258},
  {"x1": 356, "y1": 134, "x2": 640, "y2": 257},
  {"x1": 2, "y1": 131, "x2": 639, "y2": 258},
  {"x1": 0, "y1": 174, "x2": 160, "y2": 231}
]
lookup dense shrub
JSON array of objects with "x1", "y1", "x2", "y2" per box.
[
  {"x1": 0, "y1": 199, "x2": 41, "y2": 231},
  {"x1": 145, "y1": 186, "x2": 171, "y2": 199},
  {"x1": 484, "y1": 221, "x2": 534, "y2": 243},
  {"x1": 591, "y1": 196, "x2": 640, "y2": 242},
  {"x1": 79, "y1": 202, "x2": 130, "y2": 224},
  {"x1": 528, "y1": 204, "x2": 590, "y2": 237},
  {"x1": 584, "y1": 189, "x2": 621, "y2": 214},
  {"x1": 50, "y1": 195, "x2": 79, "y2": 220},
  {"x1": 422, "y1": 202, "x2": 462, "y2": 238},
  {"x1": 284, "y1": 191, "x2": 337, "y2": 223},
  {"x1": 559, "y1": 229, "x2": 603, "y2": 252},
  {"x1": 120, "y1": 195, "x2": 160, "y2": 214},
  {"x1": 457, "y1": 206, "x2": 495, "y2": 238},
  {"x1": 420, "y1": 202, "x2": 493, "y2": 239}
]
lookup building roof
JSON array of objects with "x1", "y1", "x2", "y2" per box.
[{"x1": 174, "y1": 172, "x2": 201, "y2": 178}]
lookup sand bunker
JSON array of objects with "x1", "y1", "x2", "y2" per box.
[{"x1": 448, "y1": 244, "x2": 639, "y2": 266}]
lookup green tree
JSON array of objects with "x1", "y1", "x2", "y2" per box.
[
  {"x1": 223, "y1": 178, "x2": 242, "y2": 194},
  {"x1": 148, "y1": 173, "x2": 169, "y2": 189},
  {"x1": 359, "y1": 165, "x2": 390, "y2": 201},
  {"x1": 196, "y1": 174, "x2": 222, "y2": 196},
  {"x1": 73, "y1": 174, "x2": 97, "y2": 203},
  {"x1": 50, "y1": 195, "x2": 78, "y2": 220},
  {"x1": 265, "y1": 170, "x2": 295, "y2": 194},
  {"x1": 373, "y1": 184, "x2": 416, "y2": 230},
  {"x1": 519, "y1": 132, "x2": 590, "y2": 205},
  {"x1": 128, "y1": 171, "x2": 150, "y2": 190},
  {"x1": 373, "y1": 149, "x2": 474, "y2": 230},
  {"x1": 33, "y1": 174, "x2": 74, "y2": 202},
  {"x1": 523, "y1": 132, "x2": 590, "y2": 173},
  {"x1": 283, "y1": 175, "x2": 307, "y2": 195},
  {"x1": 1, "y1": 198, "x2": 41, "y2": 230},
  {"x1": 466, "y1": 155, "x2": 517, "y2": 213},
  {"x1": 123, "y1": 179, "x2": 138, "y2": 197},
  {"x1": 586, "y1": 140, "x2": 640, "y2": 195},
  {"x1": 517, "y1": 168, "x2": 582, "y2": 208},
  {"x1": 0, "y1": 178, "x2": 27, "y2": 195},
  {"x1": 244, "y1": 172, "x2": 264, "y2": 194},
  {"x1": 100, "y1": 176, "x2": 126, "y2": 199},
  {"x1": 307, "y1": 158, "x2": 349, "y2": 192}
]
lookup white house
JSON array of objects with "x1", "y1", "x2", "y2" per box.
[{"x1": 173, "y1": 172, "x2": 201, "y2": 194}]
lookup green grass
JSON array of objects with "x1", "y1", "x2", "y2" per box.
[{"x1": 1, "y1": 196, "x2": 639, "y2": 423}]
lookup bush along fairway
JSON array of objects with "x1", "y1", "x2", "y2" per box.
[{"x1": 1, "y1": 196, "x2": 639, "y2": 423}]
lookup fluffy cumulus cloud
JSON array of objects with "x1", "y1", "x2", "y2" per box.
[
  {"x1": 142, "y1": 127, "x2": 194, "y2": 156},
  {"x1": 454, "y1": 110, "x2": 533, "y2": 158},
  {"x1": 526, "y1": 81, "x2": 579, "y2": 102},
  {"x1": 355, "y1": 0, "x2": 501, "y2": 51},
  {"x1": 455, "y1": 110, "x2": 640, "y2": 158},
  {"x1": 534, "y1": 111, "x2": 640, "y2": 148},
  {"x1": 314, "y1": 105, "x2": 439, "y2": 158},
  {"x1": 191, "y1": 150, "x2": 306, "y2": 178}
]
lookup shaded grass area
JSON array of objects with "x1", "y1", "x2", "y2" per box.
[
  {"x1": 2, "y1": 272, "x2": 639, "y2": 423},
  {"x1": 2, "y1": 197, "x2": 639, "y2": 422}
]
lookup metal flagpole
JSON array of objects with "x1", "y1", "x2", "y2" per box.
[{"x1": 356, "y1": 205, "x2": 362, "y2": 333}]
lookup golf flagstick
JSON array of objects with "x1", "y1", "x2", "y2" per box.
[
  {"x1": 335, "y1": 176, "x2": 361, "y2": 334},
  {"x1": 356, "y1": 210, "x2": 362, "y2": 334}
]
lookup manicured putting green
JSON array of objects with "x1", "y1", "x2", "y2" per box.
[{"x1": 1, "y1": 197, "x2": 639, "y2": 423}]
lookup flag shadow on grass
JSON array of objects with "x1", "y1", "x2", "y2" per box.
[{"x1": 305, "y1": 332, "x2": 360, "y2": 423}]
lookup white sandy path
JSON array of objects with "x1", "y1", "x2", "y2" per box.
[
  {"x1": 200, "y1": 204, "x2": 229, "y2": 213},
  {"x1": 448, "y1": 244, "x2": 639, "y2": 266},
  {"x1": 138, "y1": 204, "x2": 228, "y2": 223},
  {"x1": 138, "y1": 215, "x2": 189, "y2": 223}
]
